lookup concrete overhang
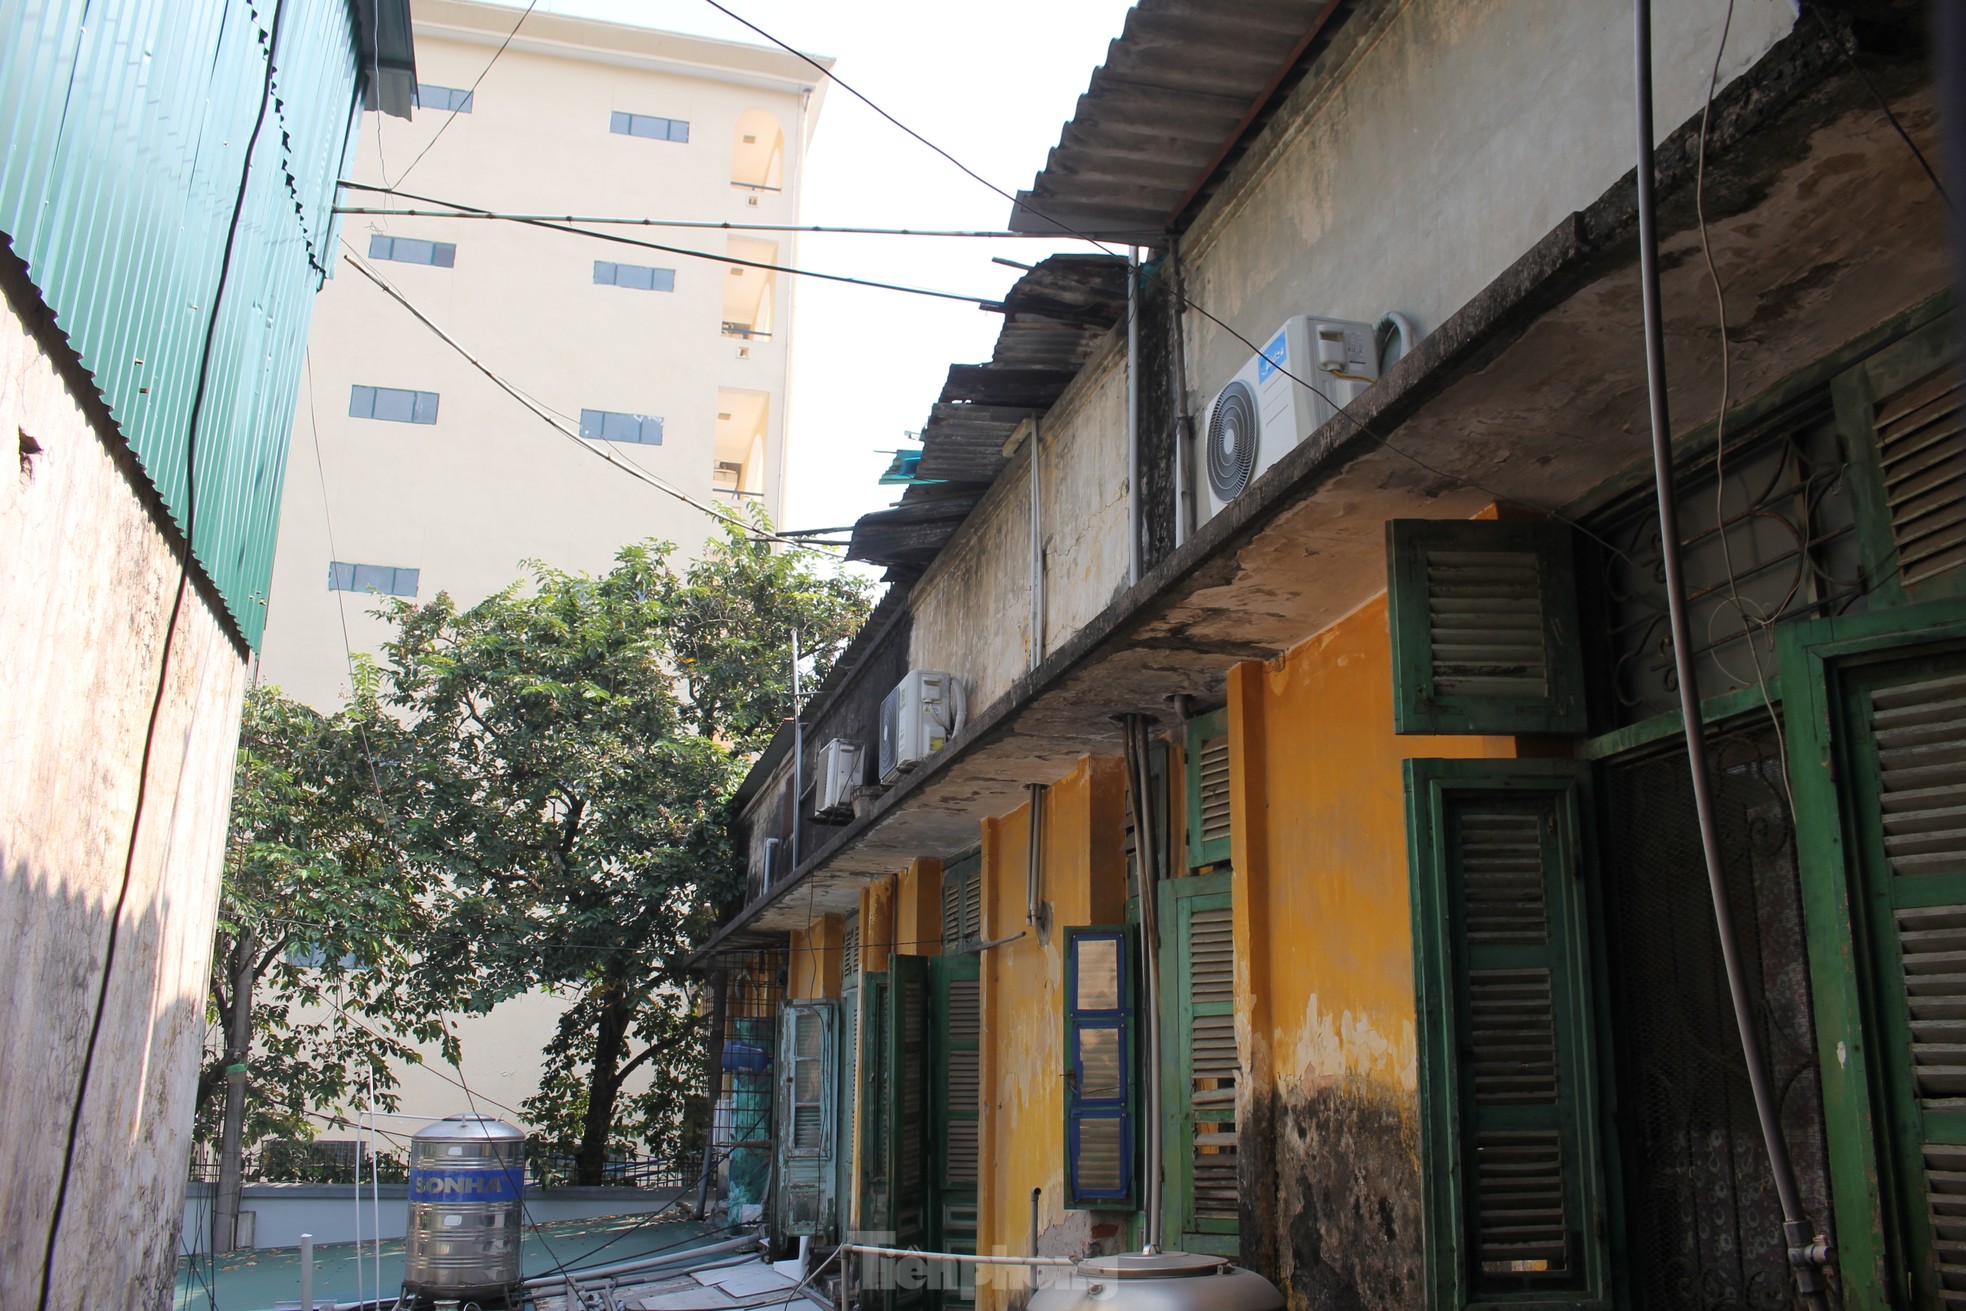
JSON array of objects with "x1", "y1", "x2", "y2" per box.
[{"x1": 694, "y1": 18, "x2": 1950, "y2": 955}]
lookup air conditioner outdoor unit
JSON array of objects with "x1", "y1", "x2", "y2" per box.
[
  {"x1": 811, "y1": 738, "x2": 864, "y2": 822},
  {"x1": 879, "y1": 670, "x2": 966, "y2": 785},
  {"x1": 1199, "y1": 315, "x2": 1380, "y2": 522}
]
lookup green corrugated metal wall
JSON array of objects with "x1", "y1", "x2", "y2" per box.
[{"x1": 0, "y1": 0, "x2": 364, "y2": 650}]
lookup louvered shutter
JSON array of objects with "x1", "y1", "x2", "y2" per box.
[
  {"x1": 1836, "y1": 316, "x2": 1966, "y2": 606},
  {"x1": 1386, "y1": 519, "x2": 1586, "y2": 735},
  {"x1": 1405, "y1": 760, "x2": 1611, "y2": 1310},
  {"x1": 1160, "y1": 874, "x2": 1239, "y2": 1251},
  {"x1": 859, "y1": 973, "x2": 890, "y2": 1237},
  {"x1": 941, "y1": 854, "x2": 984, "y2": 952},
  {"x1": 1841, "y1": 656, "x2": 1966, "y2": 1308},
  {"x1": 1185, "y1": 709, "x2": 1232, "y2": 869},
  {"x1": 843, "y1": 915, "x2": 862, "y2": 981},
  {"x1": 774, "y1": 1001, "x2": 838, "y2": 1241},
  {"x1": 1065, "y1": 926, "x2": 1137, "y2": 1209},
  {"x1": 886, "y1": 954, "x2": 931, "y2": 1311},
  {"x1": 931, "y1": 954, "x2": 982, "y2": 1305},
  {"x1": 840, "y1": 969, "x2": 860, "y2": 1230}
]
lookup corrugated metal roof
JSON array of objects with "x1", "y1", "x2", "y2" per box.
[
  {"x1": 848, "y1": 255, "x2": 1127, "y2": 573},
  {"x1": 1007, "y1": 0, "x2": 1358, "y2": 239},
  {"x1": 0, "y1": 0, "x2": 378, "y2": 649}
]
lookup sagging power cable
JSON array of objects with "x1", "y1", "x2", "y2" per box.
[
  {"x1": 337, "y1": 181, "x2": 997, "y2": 305},
  {"x1": 339, "y1": 244, "x2": 846, "y2": 550},
  {"x1": 1633, "y1": 3, "x2": 1831, "y2": 1306}
]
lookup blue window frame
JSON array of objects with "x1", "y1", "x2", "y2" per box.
[
  {"x1": 417, "y1": 83, "x2": 474, "y2": 112},
  {"x1": 610, "y1": 111, "x2": 689, "y2": 142},
  {"x1": 1065, "y1": 926, "x2": 1137, "y2": 1208},
  {"x1": 593, "y1": 260, "x2": 675, "y2": 292},
  {"x1": 579, "y1": 408, "x2": 663, "y2": 445},
  {"x1": 369, "y1": 234, "x2": 456, "y2": 267},
  {"x1": 328, "y1": 561, "x2": 420, "y2": 597},
  {"x1": 349, "y1": 385, "x2": 439, "y2": 425}
]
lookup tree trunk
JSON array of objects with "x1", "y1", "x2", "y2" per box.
[
  {"x1": 574, "y1": 962, "x2": 636, "y2": 1186},
  {"x1": 212, "y1": 927, "x2": 258, "y2": 1252}
]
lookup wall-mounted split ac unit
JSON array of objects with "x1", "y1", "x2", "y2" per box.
[
  {"x1": 811, "y1": 738, "x2": 864, "y2": 822},
  {"x1": 1200, "y1": 315, "x2": 1380, "y2": 521},
  {"x1": 879, "y1": 670, "x2": 966, "y2": 785}
]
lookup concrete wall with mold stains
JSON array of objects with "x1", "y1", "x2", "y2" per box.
[{"x1": 1227, "y1": 596, "x2": 1518, "y2": 1311}]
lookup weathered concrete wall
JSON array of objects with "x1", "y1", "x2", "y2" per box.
[
  {"x1": 1, "y1": 272, "x2": 247, "y2": 1308},
  {"x1": 1036, "y1": 347, "x2": 1129, "y2": 658},
  {"x1": 1181, "y1": 0, "x2": 1795, "y2": 405},
  {"x1": 909, "y1": 342, "x2": 1128, "y2": 713},
  {"x1": 1228, "y1": 596, "x2": 1515, "y2": 1311}
]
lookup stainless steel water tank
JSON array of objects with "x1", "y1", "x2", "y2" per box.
[
  {"x1": 403, "y1": 1113, "x2": 526, "y2": 1304},
  {"x1": 1028, "y1": 1252, "x2": 1285, "y2": 1311}
]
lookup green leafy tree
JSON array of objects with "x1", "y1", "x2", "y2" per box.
[
  {"x1": 203, "y1": 681, "x2": 456, "y2": 1244},
  {"x1": 373, "y1": 523, "x2": 871, "y2": 1183}
]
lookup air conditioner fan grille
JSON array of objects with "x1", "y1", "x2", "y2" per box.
[{"x1": 1207, "y1": 380, "x2": 1260, "y2": 503}]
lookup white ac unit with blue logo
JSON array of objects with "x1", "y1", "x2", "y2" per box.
[{"x1": 1199, "y1": 315, "x2": 1379, "y2": 522}]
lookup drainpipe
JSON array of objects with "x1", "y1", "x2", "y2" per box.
[
  {"x1": 1632, "y1": 3, "x2": 1830, "y2": 1304},
  {"x1": 1126, "y1": 247, "x2": 1143, "y2": 585},
  {"x1": 1025, "y1": 782, "x2": 1048, "y2": 936},
  {"x1": 1117, "y1": 713, "x2": 1164, "y2": 1252},
  {"x1": 1169, "y1": 237, "x2": 1195, "y2": 548},
  {"x1": 1030, "y1": 417, "x2": 1045, "y2": 671}
]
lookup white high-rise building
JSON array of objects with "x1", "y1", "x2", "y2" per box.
[
  {"x1": 258, "y1": 0, "x2": 827, "y2": 1125},
  {"x1": 262, "y1": 0, "x2": 827, "y2": 710}
]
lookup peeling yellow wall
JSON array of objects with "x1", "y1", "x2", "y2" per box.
[
  {"x1": 894, "y1": 857, "x2": 943, "y2": 958},
  {"x1": 1229, "y1": 592, "x2": 1521, "y2": 1305},
  {"x1": 976, "y1": 758, "x2": 1129, "y2": 1310},
  {"x1": 789, "y1": 914, "x2": 842, "y2": 1001},
  {"x1": 860, "y1": 879, "x2": 895, "y2": 976}
]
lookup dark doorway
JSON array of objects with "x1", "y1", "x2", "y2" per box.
[{"x1": 1597, "y1": 722, "x2": 1839, "y2": 1310}]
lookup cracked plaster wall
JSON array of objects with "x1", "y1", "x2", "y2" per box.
[{"x1": 1, "y1": 279, "x2": 247, "y2": 1309}]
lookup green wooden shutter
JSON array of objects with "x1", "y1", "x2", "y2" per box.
[
  {"x1": 941, "y1": 854, "x2": 984, "y2": 952},
  {"x1": 1159, "y1": 872, "x2": 1239, "y2": 1253},
  {"x1": 887, "y1": 955, "x2": 931, "y2": 1270},
  {"x1": 1386, "y1": 519, "x2": 1586, "y2": 736},
  {"x1": 1838, "y1": 653, "x2": 1966, "y2": 1307},
  {"x1": 1836, "y1": 315, "x2": 1965, "y2": 606},
  {"x1": 859, "y1": 972, "x2": 890, "y2": 1238},
  {"x1": 774, "y1": 1001, "x2": 839, "y2": 1241},
  {"x1": 1185, "y1": 709, "x2": 1232, "y2": 870},
  {"x1": 841, "y1": 974, "x2": 860, "y2": 1233},
  {"x1": 1405, "y1": 759, "x2": 1612, "y2": 1310},
  {"x1": 930, "y1": 954, "x2": 982, "y2": 1306},
  {"x1": 1064, "y1": 926, "x2": 1137, "y2": 1209}
]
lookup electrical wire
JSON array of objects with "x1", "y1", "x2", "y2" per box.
[
  {"x1": 332, "y1": 206, "x2": 1090, "y2": 239},
  {"x1": 689, "y1": 1, "x2": 1644, "y2": 568},
  {"x1": 338, "y1": 243, "x2": 848, "y2": 551},
  {"x1": 1696, "y1": 0, "x2": 1802, "y2": 820},
  {"x1": 338, "y1": 181, "x2": 998, "y2": 305},
  {"x1": 36, "y1": 4, "x2": 288, "y2": 1307},
  {"x1": 389, "y1": 0, "x2": 539, "y2": 189}
]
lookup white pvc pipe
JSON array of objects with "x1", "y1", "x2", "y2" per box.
[
  {"x1": 844, "y1": 1243, "x2": 1078, "y2": 1268},
  {"x1": 300, "y1": 1233, "x2": 314, "y2": 1311}
]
